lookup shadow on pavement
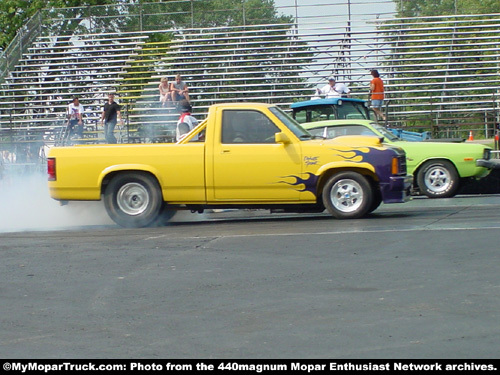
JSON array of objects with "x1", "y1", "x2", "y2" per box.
[{"x1": 459, "y1": 169, "x2": 500, "y2": 194}]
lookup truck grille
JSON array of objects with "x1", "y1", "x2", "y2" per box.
[{"x1": 398, "y1": 155, "x2": 407, "y2": 175}]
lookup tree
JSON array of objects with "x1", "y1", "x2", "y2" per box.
[
  {"x1": 1, "y1": 0, "x2": 294, "y2": 50},
  {"x1": 192, "y1": 0, "x2": 292, "y2": 27},
  {"x1": 394, "y1": 0, "x2": 500, "y2": 18},
  {"x1": 385, "y1": 0, "x2": 500, "y2": 134},
  {"x1": 0, "y1": 0, "x2": 113, "y2": 50}
]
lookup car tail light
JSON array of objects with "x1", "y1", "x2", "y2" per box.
[{"x1": 47, "y1": 158, "x2": 56, "y2": 181}]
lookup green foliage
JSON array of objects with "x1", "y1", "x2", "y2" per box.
[
  {"x1": 1, "y1": 0, "x2": 294, "y2": 49},
  {"x1": 388, "y1": 0, "x2": 500, "y2": 133},
  {"x1": 0, "y1": 0, "x2": 112, "y2": 49},
  {"x1": 0, "y1": 0, "x2": 39, "y2": 49},
  {"x1": 192, "y1": 0, "x2": 293, "y2": 27},
  {"x1": 395, "y1": 0, "x2": 500, "y2": 17}
]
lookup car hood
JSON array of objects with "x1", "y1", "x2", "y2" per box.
[
  {"x1": 390, "y1": 140, "x2": 488, "y2": 155},
  {"x1": 305, "y1": 135, "x2": 406, "y2": 157},
  {"x1": 320, "y1": 134, "x2": 384, "y2": 147}
]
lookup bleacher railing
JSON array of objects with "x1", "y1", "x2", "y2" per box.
[{"x1": 0, "y1": 11, "x2": 43, "y2": 85}]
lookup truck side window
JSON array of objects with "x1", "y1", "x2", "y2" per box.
[
  {"x1": 222, "y1": 110, "x2": 243, "y2": 143},
  {"x1": 222, "y1": 110, "x2": 281, "y2": 144}
]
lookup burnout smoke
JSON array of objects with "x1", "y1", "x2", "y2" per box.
[{"x1": 0, "y1": 171, "x2": 113, "y2": 233}]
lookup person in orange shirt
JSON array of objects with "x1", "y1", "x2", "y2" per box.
[{"x1": 370, "y1": 69, "x2": 385, "y2": 121}]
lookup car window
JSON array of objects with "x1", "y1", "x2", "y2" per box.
[
  {"x1": 221, "y1": 109, "x2": 281, "y2": 144},
  {"x1": 293, "y1": 102, "x2": 370, "y2": 123},
  {"x1": 293, "y1": 105, "x2": 335, "y2": 124},
  {"x1": 337, "y1": 102, "x2": 369, "y2": 120}
]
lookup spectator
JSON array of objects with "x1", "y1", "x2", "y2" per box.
[
  {"x1": 170, "y1": 74, "x2": 190, "y2": 104},
  {"x1": 100, "y1": 93, "x2": 123, "y2": 144},
  {"x1": 158, "y1": 77, "x2": 172, "y2": 107},
  {"x1": 176, "y1": 99, "x2": 198, "y2": 142},
  {"x1": 370, "y1": 69, "x2": 386, "y2": 121},
  {"x1": 67, "y1": 97, "x2": 84, "y2": 139},
  {"x1": 315, "y1": 76, "x2": 350, "y2": 99}
]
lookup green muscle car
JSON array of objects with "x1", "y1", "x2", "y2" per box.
[{"x1": 301, "y1": 119, "x2": 499, "y2": 198}]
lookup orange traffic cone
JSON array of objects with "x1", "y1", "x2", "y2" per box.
[{"x1": 468, "y1": 131, "x2": 474, "y2": 141}]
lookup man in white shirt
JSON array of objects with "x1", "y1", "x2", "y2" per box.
[
  {"x1": 67, "y1": 97, "x2": 84, "y2": 138},
  {"x1": 315, "y1": 77, "x2": 350, "y2": 99},
  {"x1": 176, "y1": 100, "x2": 199, "y2": 142}
]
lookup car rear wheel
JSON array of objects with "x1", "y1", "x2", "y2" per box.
[
  {"x1": 104, "y1": 172, "x2": 163, "y2": 228},
  {"x1": 322, "y1": 172, "x2": 373, "y2": 219},
  {"x1": 417, "y1": 160, "x2": 459, "y2": 198}
]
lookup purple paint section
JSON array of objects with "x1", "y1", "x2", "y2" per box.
[
  {"x1": 279, "y1": 146, "x2": 411, "y2": 203},
  {"x1": 280, "y1": 172, "x2": 319, "y2": 194},
  {"x1": 329, "y1": 147, "x2": 411, "y2": 203},
  {"x1": 329, "y1": 147, "x2": 394, "y2": 181}
]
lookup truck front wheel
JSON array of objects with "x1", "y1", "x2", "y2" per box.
[
  {"x1": 322, "y1": 172, "x2": 373, "y2": 219},
  {"x1": 104, "y1": 172, "x2": 163, "y2": 228}
]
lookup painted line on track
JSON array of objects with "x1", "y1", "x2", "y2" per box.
[{"x1": 144, "y1": 225, "x2": 500, "y2": 241}]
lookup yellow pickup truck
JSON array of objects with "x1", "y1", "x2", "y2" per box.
[{"x1": 47, "y1": 103, "x2": 412, "y2": 227}]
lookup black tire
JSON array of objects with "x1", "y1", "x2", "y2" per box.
[
  {"x1": 367, "y1": 187, "x2": 383, "y2": 214},
  {"x1": 416, "y1": 160, "x2": 459, "y2": 198},
  {"x1": 104, "y1": 172, "x2": 163, "y2": 228},
  {"x1": 154, "y1": 205, "x2": 177, "y2": 226},
  {"x1": 322, "y1": 172, "x2": 373, "y2": 219}
]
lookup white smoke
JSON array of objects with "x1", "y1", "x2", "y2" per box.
[{"x1": 0, "y1": 171, "x2": 114, "y2": 233}]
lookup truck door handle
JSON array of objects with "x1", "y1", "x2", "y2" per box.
[{"x1": 221, "y1": 149, "x2": 231, "y2": 154}]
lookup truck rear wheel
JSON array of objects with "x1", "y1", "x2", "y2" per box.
[
  {"x1": 154, "y1": 205, "x2": 177, "y2": 226},
  {"x1": 322, "y1": 172, "x2": 373, "y2": 219},
  {"x1": 104, "y1": 172, "x2": 163, "y2": 228}
]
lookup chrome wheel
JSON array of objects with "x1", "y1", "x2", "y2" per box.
[
  {"x1": 104, "y1": 172, "x2": 162, "y2": 228},
  {"x1": 330, "y1": 179, "x2": 364, "y2": 213},
  {"x1": 322, "y1": 172, "x2": 373, "y2": 219},
  {"x1": 417, "y1": 160, "x2": 459, "y2": 198},
  {"x1": 423, "y1": 165, "x2": 452, "y2": 194},
  {"x1": 116, "y1": 182, "x2": 150, "y2": 216}
]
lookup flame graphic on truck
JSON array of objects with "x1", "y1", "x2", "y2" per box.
[
  {"x1": 279, "y1": 172, "x2": 319, "y2": 194},
  {"x1": 328, "y1": 147, "x2": 371, "y2": 162},
  {"x1": 279, "y1": 146, "x2": 397, "y2": 194}
]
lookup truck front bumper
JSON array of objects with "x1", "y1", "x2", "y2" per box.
[{"x1": 380, "y1": 175, "x2": 413, "y2": 204}]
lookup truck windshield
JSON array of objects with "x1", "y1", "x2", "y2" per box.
[{"x1": 269, "y1": 107, "x2": 312, "y2": 140}]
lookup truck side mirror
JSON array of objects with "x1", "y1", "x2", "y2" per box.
[{"x1": 275, "y1": 132, "x2": 290, "y2": 144}]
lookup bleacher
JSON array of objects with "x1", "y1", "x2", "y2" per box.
[
  {"x1": 1, "y1": 1, "x2": 500, "y2": 164},
  {"x1": 0, "y1": 32, "x2": 150, "y2": 150}
]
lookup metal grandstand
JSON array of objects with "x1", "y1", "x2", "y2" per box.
[{"x1": 0, "y1": 0, "x2": 499, "y2": 168}]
